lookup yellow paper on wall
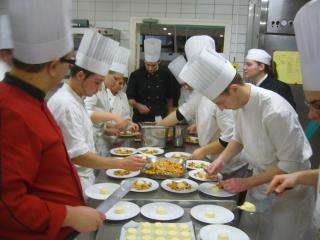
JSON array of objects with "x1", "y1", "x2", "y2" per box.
[{"x1": 273, "y1": 51, "x2": 302, "y2": 85}]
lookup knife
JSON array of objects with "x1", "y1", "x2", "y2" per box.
[{"x1": 65, "y1": 179, "x2": 134, "y2": 240}]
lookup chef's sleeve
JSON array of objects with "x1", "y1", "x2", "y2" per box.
[
  {"x1": 216, "y1": 108, "x2": 234, "y2": 143},
  {"x1": 0, "y1": 109, "x2": 66, "y2": 237},
  {"x1": 178, "y1": 93, "x2": 201, "y2": 122},
  {"x1": 231, "y1": 112, "x2": 242, "y2": 144},
  {"x1": 84, "y1": 94, "x2": 99, "y2": 116}
]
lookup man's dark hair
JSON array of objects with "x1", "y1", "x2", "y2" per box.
[
  {"x1": 70, "y1": 65, "x2": 94, "y2": 78},
  {"x1": 221, "y1": 72, "x2": 245, "y2": 94},
  {"x1": 13, "y1": 58, "x2": 48, "y2": 73}
]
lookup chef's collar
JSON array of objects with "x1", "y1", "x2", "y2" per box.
[
  {"x1": 256, "y1": 74, "x2": 268, "y2": 87},
  {"x1": 242, "y1": 83, "x2": 256, "y2": 112},
  {"x1": 3, "y1": 73, "x2": 45, "y2": 100},
  {"x1": 64, "y1": 82, "x2": 85, "y2": 103}
]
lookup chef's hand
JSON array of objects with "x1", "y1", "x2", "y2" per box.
[
  {"x1": 121, "y1": 155, "x2": 146, "y2": 171},
  {"x1": 267, "y1": 173, "x2": 298, "y2": 195},
  {"x1": 63, "y1": 206, "x2": 105, "y2": 233},
  {"x1": 222, "y1": 178, "x2": 250, "y2": 193},
  {"x1": 128, "y1": 122, "x2": 139, "y2": 132},
  {"x1": 187, "y1": 123, "x2": 196, "y2": 133},
  {"x1": 104, "y1": 127, "x2": 121, "y2": 136},
  {"x1": 136, "y1": 103, "x2": 150, "y2": 114},
  {"x1": 206, "y1": 158, "x2": 224, "y2": 179},
  {"x1": 190, "y1": 148, "x2": 206, "y2": 160},
  {"x1": 115, "y1": 119, "x2": 131, "y2": 131}
]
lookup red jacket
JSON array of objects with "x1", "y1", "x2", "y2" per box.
[{"x1": 0, "y1": 75, "x2": 85, "y2": 240}]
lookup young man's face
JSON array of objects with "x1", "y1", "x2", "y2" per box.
[
  {"x1": 213, "y1": 85, "x2": 243, "y2": 110},
  {"x1": 304, "y1": 91, "x2": 320, "y2": 123},
  {"x1": 144, "y1": 60, "x2": 159, "y2": 75},
  {"x1": 82, "y1": 73, "x2": 104, "y2": 97}
]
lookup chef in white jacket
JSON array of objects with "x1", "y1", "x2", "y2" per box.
[
  {"x1": 85, "y1": 46, "x2": 138, "y2": 155},
  {"x1": 268, "y1": 0, "x2": 320, "y2": 234},
  {"x1": 180, "y1": 47, "x2": 315, "y2": 240},
  {"x1": 48, "y1": 29, "x2": 145, "y2": 192},
  {"x1": 0, "y1": 15, "x2": 13, "y2": 81}
]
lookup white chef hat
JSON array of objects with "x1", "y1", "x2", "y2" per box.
[
  {"x1": 246, "y1": 49, "x2": 271, "y2": 66},
  {"x1": 144, "y1": 38, "x2": 161, "y2": 62},
  {"x1": 294, "y1": 0, "x2": 320, "y2": 91},
  {"x1": 76, "y1": 29, "x2": 119, "y2": 76},
  {"x1": 110, "y1": 46, "x2": 131, "y2": 76},
  {"x1": 8, "y1": 0, "x2": 73, "y2": 64},
  {"x1": 0, "y1": 15, "x2": 13, "y2": 50},
  {"x1": 184, "y1": 35, "x2": 216, "y2": 62},
  {"x1": 168, "y1": 55, "x2": 187, "y2": 84},
  {"x1": 179, "y1": 48, "x2": 236, "y2": 100}
]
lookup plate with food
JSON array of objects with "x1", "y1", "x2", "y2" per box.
[
  {"x1": 199, "y1": 182, "x2": 235, "y2": 198},
  {"x1": 164, "y1": 151, "x2": 191, "y2": 159},
  {"x1": 137, "y1": 147, "x2": 164, "y2": 155},
  {"x1": 140, "y1": 202, "x2": 184, "y2": 221},
  {"x1": 84, "y1": 183, "x2": 119, "y2": 200},
  {"x1": 119, "y1": 130, "x2": 139, "y2": 137},
  {"x1": 105, "y1": 201, "x2": 140, "y2": 221},
  {"x1": 186, "y1": 160, "x2": 210, "y2": 170},
  {"x1": 188, "y1": 169, "x2": 223, "y2": 182},
  {"x1": 142, "y1": 158, "x2": 187, "y2": 179},
  {"x1": 106, "y1": 169, "x2": 140, "y2": 179},
  {"x1": 185, "y1": 135, "x2": 199, "y2": 144},
  {"x1": 134, "y1": 153, "x2": 157, "y2": 162},
  {"x1": 190, "y1": 204, "x2": 234, "y2": 224},
  {"x1": 161, "y1": 178, "x2": 198, "y2": 194},
  {"x1": 110, "y1": 147, "x2": 137, "y2": 156},
  {"x1": 199, "y1": 224, "x2": 249, "y2": 240},
  {"x1": 128, "y1": 177, "x2": 159, "y2": 192}
]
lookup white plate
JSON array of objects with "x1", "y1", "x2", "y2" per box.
[
  {"x1": 188, "y1": 169, "x2": 223, "y2": 182},
  {"x1": 199, "y1": 182, "x2": 236, "y2": 198},
  {"x1": 105, "y1": 201, "x2": 140, "y2": 221},
  {"x1": 190, "y1": 204, "x2": 234, "y2": 224},
  {"x1": 199, "y1": 224, "x2": 249, "y2": 240},
  {"x1": 110, "y1": 147, "x2": 137, "y2": 156},
  {"x1": 137, "y1": 147, "x2": 164, "y2": 155},
  {"x1": 164, "y1": 151, "x2": 191, "y2": 159},
  {"x1": 125, "y1": 177, "x2": 159, "y2": 192},
  {"x1": 84, "y1": 183, "x2": 119, "y2": 200},
  {"x1": 161, "y1": 178, "x2": 198, "y2": 194},
  {"x1": 140, "y1": 202, "x2": 184, "y2": 221},
  {"x1": 106, "y1": 169, "x2": 140, "y2": 179},
  {"x1": 134, "y1": 153, "x2": 157, "y2": 162},
  {"x1": 186, "y1": 160, "x2": 210, "y2": 170}
]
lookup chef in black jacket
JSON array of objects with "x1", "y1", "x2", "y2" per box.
[
  {"x1": 244, "y1": 48, "x2": 296, "y2": 109},
  {"x1": 127, "y1": 38, "x2": 175, "y2": 122}
]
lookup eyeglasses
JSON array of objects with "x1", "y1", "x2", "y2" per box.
[
  {"x1": 60, "y1": 56, "x2": 76, "y2": 65},
  {"x1": 305, "y1": 100, "x2": 320, "y2": 111}
]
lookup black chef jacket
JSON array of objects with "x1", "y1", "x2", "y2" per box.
[{"x1": 127, "y1": 66, "x2": 175, "y2": 123}]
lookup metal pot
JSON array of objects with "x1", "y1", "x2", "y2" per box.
[
  {"x1": 139, "y1": 122, "x2": 169, "y2": 148},
  {"x1": 173, "y1": 124, "x2": 188, "y2": 147}
]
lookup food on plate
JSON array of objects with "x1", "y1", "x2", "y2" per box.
[
  {"x1": 171, "y1": 153, "x2": 189, "y2": 159},
  {"x1": 217, "y1": 232, "x2": 230, "y2": 240},
  {"x1": 167, "y1": 223, "x2": 177, "y2": 230},
  {"x1": 140, "y1": 148, "x2": 160, "y2": 154},
  {"x1": 156, "y1": 207, "x2": 167, "y2": 215},
  {"x1": 113, "y1": 148, "x2": 134, "y2": 155},
  {"x1": 185, "y1": 135, "x2": 199, "y2": 144},
  {"x1": 142, "y1": 222, "x2": 152, "y2": 229},
  {"x1": 211, "y1": 182, "x2": 223, "y2": 192},
  {"x1": 205, "y1": 210, "x2": 216, "y2": 218},
  {"x1": 194, "y1": 170, "x2": 208, "y2": 180},
  {"x1": 178, "y1": 224, "x2": 190, "y2": 231},
  {"x1": 143, "y1": 159, "x2": 186, "y2": 176},
  {"x1": 167, "y1": 180, "x2": 192, "y2": 191},
  {"x1": 114, "y1": 206, "x2": 124, "y2": 214},
  {"x1": 155, "y1": 237, "x2": 165, "y2": 240},
  {"x1": 141, "y1": 236, "x2": 152, "y2": 240},
  {"x1": 180, "y1": 231, "x2": 191, "y2": 239},
  {"x1": 126, "y1": 235, "x2": 137, "y2": 240},
  {"x1": 154, "y1": 222, "x2": 164, "y2": 229},
  {"x1": 154, "y1": 230, "x2": 165, "y2": 237},
  {"x1": 187, "y1": 161, "x2": 209, "y2": 169},
  {"x1": 141, "y1": 229, "x2": 152, "y2": 235},
  {"x1": 99, "y1": 187, "x2": 109, "y2": 195},
  {"x1": 239, "y1": 201, "x2": 256, "y2": 213},
  {"x1": 121, "y1": 129, "x2": 134, "y2": 136},
  {"x1": 167, "y1": 231, "x2": 178, "y2": 238},
  {"x1": 127, "y1": 228, "x2": 138, "y2": 235},
  {"x1": 114, "y1": 169, "x2": 131, "y2": 176},
  {"x1": 132, "y1": 179, "x2": 152, "y2": 190}
]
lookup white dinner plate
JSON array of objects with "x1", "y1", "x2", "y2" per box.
[
  {"x1": 188, "y1": 169, "x2": 223, "y2": 182},
  {"x1": 190, "y1": 204, "x2": 234, "y2": 224},
  {"x1": 84, "y1": 183, "x2": 119, "y2": 200},
  {"x1": 161, "y1": 178, "x2": 198, "y2": 194},
  {"x1": 164, "y1": 151, "x2": 191, "y2": 159},
  {"x1": 199, "y1": 224, "x2": 249, "y2": 240},
  {"x1": 106, "y1": 169, "x2": 140, "y2": 179},
  {"x1": 137, "y1": 147, "x2": 164, "y2": 155},
  {"x1": 110, "y1": 147, "x2": 137, "y2": 156},
  {"x1": 105, "y1": 201, "x2": 140, "y2": 221},
  {"x1": 186, "y1": 160, "x2": 210, "y2": 170},
  {"x1": 124, "y1": 177, "x2": 159, "y2": 192},
  {"x1": 140, "y1": 202, "x2": 184, "y2": 221},
  {"x1": 199, "y1": 182, "x2": 236, "y2": 198},
  {"x1": 134, "y1": 153, "x2": 157, "y2": 162}
]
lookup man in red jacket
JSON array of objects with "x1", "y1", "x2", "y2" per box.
[{"x1": 0, "y1": 0, "x2": 105, "y2": 239}]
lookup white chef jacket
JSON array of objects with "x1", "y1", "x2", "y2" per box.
[
  {"x1": 178, "y1": 87, "x2": 193, "y2": 106},
  {"x1": 314, "y1": 170, "x2": 320, "y2": 230},
  {"x1": 0, "y1": 60, "x2": 10, "y2": 81},
  {"x1": 179, "y1": 92, "x2": 247, "y2": 173},
  {"x1": 235, "y1": 84, "x2": 315, "y2": 240},
  {"x1": 48, "y1": 83, "x2": 96, "y2": 191}
]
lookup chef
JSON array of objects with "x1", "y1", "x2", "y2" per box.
[
  {"x1": 126, "y1": 38, "x2": 175, "y2": 122},
  {"x1": 0, "y1": 0, "x2": 106, "y2": 239},
  {"x1": 244, "y1": 48, "x2": 296, "y2": 109},
  {"x1": 0, "y1": 15, "x2": 13, "y2": 81},
  {"x1": 268, "y1": 0, "x2": 320, "y2": 235},
  {"x1": 180, "y1": 47, "x2": 315, "y2": 240},
  {"x1": 85, "y1": 46, "x2": 138, "y2": 155},
  {"x1": 48, "y1": 29, "x2": 146, "y2": 192}
]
